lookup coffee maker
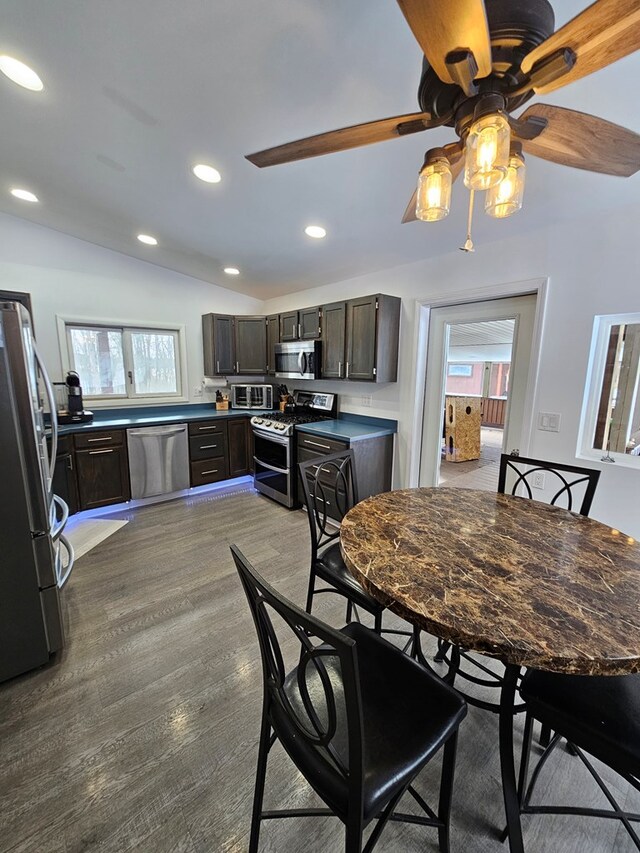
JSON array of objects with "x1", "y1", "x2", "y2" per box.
[{"x1": 55, "y1": 371, "x2": 94, "y2": 424}]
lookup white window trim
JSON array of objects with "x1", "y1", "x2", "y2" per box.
[
  {"x1": 577, "y1": 311, "x2": 640, "y2": 470},
  {"x1": 57, "y1": 315, "x2": 189, "y2": 407}
]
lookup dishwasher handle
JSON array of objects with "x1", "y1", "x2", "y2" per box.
[{"x1": 128, "y1": 425, "x2": 188, "y2": 438}]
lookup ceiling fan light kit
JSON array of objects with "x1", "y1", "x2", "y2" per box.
[
  {"x1": 246, "y1": 0, "x2": 640, "y2": 249},
  {"x1": 416, "y1": 148, "x2": 452, "y2": 221},
  {"x1": 485, "y1": 142, "x2": 526, "y2": 218}
]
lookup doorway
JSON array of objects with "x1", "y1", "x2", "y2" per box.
[{"x1": 419, "y1": 293, "x2": 538, "y2": 489}]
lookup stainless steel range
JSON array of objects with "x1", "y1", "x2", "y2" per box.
[{"x1": 251, "y1": 390, "x2": 336, "y2": 508}]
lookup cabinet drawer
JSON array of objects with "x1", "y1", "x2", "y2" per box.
[
  {"x1": 74, "y1": 429, "x2": 124, "y2": 449},
  {"x1": 188, "y1": 420, "x2": 228, "y2": 436},
  {"x1": 190, "y1": 458, "x2": 229, "y2": 486},
  {"x1": 189, "y1": 434, "x2": 226, "y2": 460},
  {"x1": 296, "y1": 432, "x2": 348, "y2": 456},
  {"x1": 297, "y1": 447, "x2": 342, "y2": 483}
]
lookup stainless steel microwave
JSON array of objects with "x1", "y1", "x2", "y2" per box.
[
  {"x1": 231, "y1": 384, "x2": 273, "y2": 409},
  {"x1": 274, "y1": 340, "x2": 321, "y2": 380}
]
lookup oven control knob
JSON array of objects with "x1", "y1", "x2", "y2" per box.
[
  {"x1": 275, "y1": 423, "x2": 286, "y2": 430},
  {"x1": 254, "y1": 418, "x2": 263, "y2": 424}
]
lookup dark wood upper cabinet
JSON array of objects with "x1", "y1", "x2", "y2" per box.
[
  {"x1": 321, "y1": 302, "x2": 346, "y2": 379},
  {"x1": 279, "y1": 308, "x2": 321, "y2": 342},
  {"x1": 345, "y1": 294, "x2": 401, "y2": 382},
  {"x1": 266, "y1": 315, "x2": 279, "y2": 375},
  {"x1": 299, "y1": 306, "x2": 321, "y2": 340},
  {"x1": 235, "y1": 316, "x2": 267, "y2": 374},
  {"x1": 203, "y1": 313, "x2": 235, "y2": 376},
  {"x1": 280, "y1": 310, "x2": 298, "y2": 342}
]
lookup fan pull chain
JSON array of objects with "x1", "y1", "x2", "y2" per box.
[{"x1": 460, "y1": 189, "x2": 475, "y2": 253}]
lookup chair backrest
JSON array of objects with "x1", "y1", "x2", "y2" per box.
[
  {"x1": 231, "y1": 544, "x2": 364, "y2": 802},
  {"x1": 298, "y1": 450, "x2": 359, "y2": 562},
  {"x1": 498, "y1": 453, "x2": 601, "y2": 516}
]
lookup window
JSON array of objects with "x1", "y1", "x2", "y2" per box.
[
  {"x1": 447, "y1": 364, "x2": 473, "y2": 377},
  {"x1": 65, "y1": 323, "x2": 182, "y2": 400},
  {"x1": 579, "y1": 312, "x2": 640, "y2": 467}
]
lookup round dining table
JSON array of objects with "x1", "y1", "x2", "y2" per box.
[{"x1": 340, "y1": 487, "x2": 640, "y2": 853}]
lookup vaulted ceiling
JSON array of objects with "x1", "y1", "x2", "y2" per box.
[{"x1": 1, "y1": 1, "x2": 638, "y2": 298}]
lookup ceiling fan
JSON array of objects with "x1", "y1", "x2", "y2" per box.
[{"x1": 246, "y1": 0, "x2": 640, "y2": 247}]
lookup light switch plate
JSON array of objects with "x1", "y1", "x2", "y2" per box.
[{"x1": 538, "y1": 411, "x2": 561, "y2": 432}]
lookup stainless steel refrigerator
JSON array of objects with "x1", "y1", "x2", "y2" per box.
[{"x1": 0, "y1": 301, "x2": 75, "y2": 683}]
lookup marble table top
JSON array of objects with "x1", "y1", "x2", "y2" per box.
[{"x1": 340, "y1": 488, "x2": 640, "y2": 675}]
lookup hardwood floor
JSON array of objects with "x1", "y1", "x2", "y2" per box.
[{"x1": 2, "y1": 484, "x2": 637, "y2": 852}]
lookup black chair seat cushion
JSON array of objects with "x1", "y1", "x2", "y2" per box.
[
  {"x1": 520, "y1": 669, "x2": 640, "y2": 778},
  {"x1": 271, "y1": 622, "x2": 467, "y2": 825},
  {"x1": 315, "y1": 543, "x2": 383, "y2": 614}
]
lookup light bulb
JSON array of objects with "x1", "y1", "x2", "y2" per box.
[
  {"x1": 485, "y1": 144, "x2": 526, "y2": 218},
  {"x1": 416, "y1": 152, "x2": 452, "y2": 222},
  {"x1": 464, "y1": 112, "x2": 510, "y2": 191}
]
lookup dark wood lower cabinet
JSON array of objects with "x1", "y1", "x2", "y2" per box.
[
  {"x1": 51, "y1": 436, "x2": 79, "y2": 515},
  {"x1": 74, "y1": 437, "x2": 130, "y2": 510},
  {"x1": 296, "y1": 431, "x2": 393, "y2": 521},
  {"x1": 228, "y1": 417, "x2": 250, "y2": 477}
]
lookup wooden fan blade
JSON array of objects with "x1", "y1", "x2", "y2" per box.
[
  {"x1": 246, "y1": 112, "x2": 435, "y2": 168},
  {"x1": 517, "y1": 104, "x2": 640, "y2": 176},
  {"x1": 521, "y1": 0, "x2": 640, "y2": 94},
  {"x1": 402, "y1": 141, "x2": 464, "y2": 223},
  {"x1": 396, "y1": 0, "x2": 492, "y2": 85}
]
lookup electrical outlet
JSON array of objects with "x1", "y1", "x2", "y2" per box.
[
  {"x1": 193, "y1": 386, "x2": 203, "y2": 397},
  {"x1": 532, "y1": 471, "x2": 545, "y2": 489},
  {"x1": 361, "y1": 395, "x2": 372, "y2": 407}
]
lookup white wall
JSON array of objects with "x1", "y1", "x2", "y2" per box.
[
  {"x1": 0, "y1": 212, "x2": 262, "y2": 404},
  {"x1": 262, "y1": 205, "x2": 640, "y2": 539}
]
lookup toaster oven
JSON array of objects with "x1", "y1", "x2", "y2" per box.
[{"x1": 230, "y1": 384, "x2": 273, "y2": 410}]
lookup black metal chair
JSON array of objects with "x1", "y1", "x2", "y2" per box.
[
  {"x1": 512, "y1": 668, "x2": 640, "y2": 849},
  {"x1": 437, "y1": 453, "x2": 602, "y2": 713},
  {"x1": 298, "y1": 450, "x2": 417, "y2": 652},
  {"x1": 231, "y1": 544, "x2": 467, "y2": 853},
  {"x1": 497, "y1": 452, "x2": 601, "y2": 515}
]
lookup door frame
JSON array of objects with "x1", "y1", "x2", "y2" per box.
[{"x1": 407, "y1": 277, "x2": 549, "y2": 487}]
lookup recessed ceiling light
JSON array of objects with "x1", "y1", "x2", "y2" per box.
[
  {"x1": 10, "y1": 188, "x2": 39, "y2": 203},
  {"x1": 224, "y1": 267, "x2": 240, "y2": 276},
  {"x1": 305, "y1": 225, "x2": 326, "y2": 239},
  {"x1": 193, "y1": 163, "x2": 221, "y2": 184},
  {"x1": 0, "y1": 55, "x2": 44, "y2": 91},
  {"x1": 137, "y1": 234, "x2": 158, "y2": 246}
]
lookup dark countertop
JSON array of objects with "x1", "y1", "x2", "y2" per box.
[
  {"x1": 341, "y1": 488, "x2": 640, "y2": 675},
  {"x1": 54, "y1": 404, "x2": 397, "y2": 441}
]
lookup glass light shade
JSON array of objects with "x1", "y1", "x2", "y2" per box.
[
  {"x1": 464, "y1": 113, "x2": 511, "y2": 191},
  {"x1": 485, "y1": 153, "x2": 526, "y2": 218},
  {"x1": 416, "y1": 158, "x2": 452, "y2": 222}
]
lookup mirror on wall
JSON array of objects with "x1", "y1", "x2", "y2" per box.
[{"x1": 591, "y1": 317, "x2": 640, "y2": 457}]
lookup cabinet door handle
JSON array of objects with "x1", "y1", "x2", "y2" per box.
[
  {"x1": 338, "y1": 361, "x2": 342, "y2": 378},
  {"x1": 87, "y1": 436, "x2": 112, "y2": 442},
  {"x1": 236, "y1": 361, "x2": 239, "y2": 373},
  {"x1": 67, "y1": 455, "x2": 74, "y2": 471},
  {"x1": 345, "y1": 362, "x2": 350, "y2": 379},
  {"x1": 303, "y1": 439, "x2": 331, "y2": 451},
  {"x1": 201, "y1": 469, "x2": 218, "y2": 475},
  {"x1": 198, "y1": 426, "x2": 217, "y2": 431},
  {"x1": 199, "y1": 444, "x2": 219, "y2": 450},
  {"x1": 89, "y1": 449, "x2": 114, "y2": 455},
  {"x1": 298, "y1": 323, "x2": 301, "y2": 338},
  {"x1": 216, "y1": 360, "x2": 220, "y2": 373}
]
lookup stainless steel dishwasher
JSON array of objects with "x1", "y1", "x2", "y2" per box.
[{"x1": 127, "y1": 423, "x2": 190, "y2": 499}]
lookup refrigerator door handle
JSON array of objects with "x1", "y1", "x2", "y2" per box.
[
  {"x1": 33, "y1": 340, "x2": 58, "y2": 491},
  {"x1": 56, "y1": 534, "x2": 75, "y2": 589},
  {"x1": 50, "y1": 494, "x2": 69, "y2": 541}
]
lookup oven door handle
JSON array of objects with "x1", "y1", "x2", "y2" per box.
[
  {"x1": 252, "y1": 428, "x2": 290, "y2": 446},
  {"x1": 253, "y1": 456, "x2": 289, "y2": 475}
]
